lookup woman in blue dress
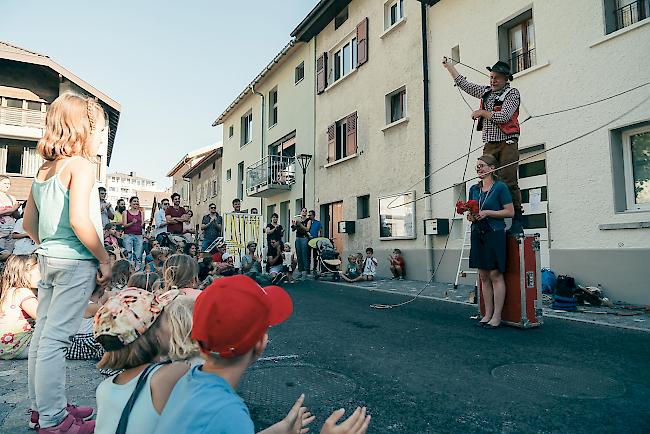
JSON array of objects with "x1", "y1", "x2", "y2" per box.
[{"x1": 468, "y1": 154, "x2": 514, "y2": 329}]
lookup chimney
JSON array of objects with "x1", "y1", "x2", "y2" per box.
[{"x1": 130, "y1": 172, "x2": 136, "y2": 177}]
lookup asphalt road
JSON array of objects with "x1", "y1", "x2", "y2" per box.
[
  {"x1": 241, "y1": 280, "x2": 650, "y2": 434},
  {"x1": 1, "y1": 280, "x2": 648, "y2": 434}
]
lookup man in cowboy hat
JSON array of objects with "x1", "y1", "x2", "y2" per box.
[{"x1": 443, "y1": 58, "x2": 524, "y2": 235}]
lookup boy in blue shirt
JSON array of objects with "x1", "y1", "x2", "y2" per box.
[{"x1": 155, "y1": 275, "x2": 371, "y2": 434}]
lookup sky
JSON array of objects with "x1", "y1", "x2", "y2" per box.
[{"x1": 1, "y1": 0, "x2": 318, "y2": 188}]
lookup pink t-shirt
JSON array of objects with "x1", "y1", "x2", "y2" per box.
[{"x1": 0, "y1": 287, "x2": 36, "y2": 359}]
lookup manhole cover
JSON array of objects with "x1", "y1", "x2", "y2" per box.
[
  {"x1": 492, "y1": 363, "x2": 626, "y2": 399},
  {"x1": 240, "y1": 363, "x2": 358, "y2": 408}
]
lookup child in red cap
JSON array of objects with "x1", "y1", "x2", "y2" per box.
[{"x1": 155, "y1": 275, "x2": 371, "y2": 434}]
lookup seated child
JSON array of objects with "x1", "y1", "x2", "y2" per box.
[
  {"x1": 282, "y1": 244, "x2": 297, "y2": 283},
  {"x1": 389, "y1": 248, "x2": 406, "y2": 280},
  {"x1": 156, "y1": 275, "x2": 370, "y2": 434},
  {"x1": 146, "y1": 247, "x2": 169, "y2": 274},
  {"x1": 127, "y1": 271, "x2": 161, "y2": 292},
  {"x1": 94, "y1": 288, "x2": 191, "y2": 434},
  {"x1": 218, "y1": 252, "x2": 237, "y2": 277},
  {"x1": 0, "y1": 255, "x2": 39, "y2": 360},
  {"x1": 107, "y1": 259, "x2": 133, "y2": 292},
  {"x1": 343, "y1": 255, "x2": 360, "y2": 280},
  {"x1": 198, "y1": 256, "x2": 214, "y2": 282},
  {"x1": 341, "y1": 248, "x2": 378, "y2": 282},
  {"x1": 66, "y1": 284, "x2": 109, "y2": 361},
  {"x1": 159, "y1": 254, "x2": 202, "y2": 299}
]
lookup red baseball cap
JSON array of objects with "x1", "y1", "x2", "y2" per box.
[{"x1": 192, "y1": 275, "x2": 293, "y2": 358}]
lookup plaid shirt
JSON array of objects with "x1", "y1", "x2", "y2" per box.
[{"x1": 455, "y1": 75, "x2": 520, "y2": 143}]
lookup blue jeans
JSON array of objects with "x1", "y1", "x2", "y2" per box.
[
  {"x1": 123, "y1": 233, "x2": 144, "y2": 271},
  {"x1": 295, "y1": 237, "x2": 310, "y2": 273},
  {"x1": 28, "y1": 256, "x2": 97, "y2": 428}
]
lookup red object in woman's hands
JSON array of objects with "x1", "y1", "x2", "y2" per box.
[{"x1": 466, "y1": 200, "x2": 479, "y2": 216}]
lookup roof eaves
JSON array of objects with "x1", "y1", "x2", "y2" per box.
[
  {"x1": 212, "y1": 40, "x2": 297, "y2": 127},
  {"x1": 290, "y1": 0, "x2": 352, "y2": 43},
  {"x1": 182, "y1": 148, "x2": 223, "y2": 178}
]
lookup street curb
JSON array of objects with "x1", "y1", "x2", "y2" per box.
[{"x1": 318, "y1": 280, "x2": 650, "y2": 333}]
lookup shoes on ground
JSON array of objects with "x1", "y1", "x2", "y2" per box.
[
  {"x1": 36, "y1": 414, "x2": 95, "y2": 434},
  {"x1": 30, "y1": 404, "x2": 94, "y2": 430}
]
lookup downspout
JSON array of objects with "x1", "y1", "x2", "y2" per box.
[
  {"x1": 251, "y1": 84, "x2": 264, "y2": 214},
  {"x1": 421, "y1": 1, "x2": 435, "y2": 278}
]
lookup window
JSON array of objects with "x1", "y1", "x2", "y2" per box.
[
  {"x1": 27, "y1": 101, "x2": 41, "y2": 111},
  {"x1": 269, "y1": 88, "x2": 278, "y2": 127},
  {"x1": 336, "y1": 118, "x2": 347, "y2": 160},
  {"x1": 334, "y1": 7, "x2": 348, "y2": 29},
  {"x1": 385, "y1": 0, "x2": 405, "y2": 29},
  {"x1": 226, "y1": 169, "x2": 232, "y2": 181},
  {"x1": 211, "y1": 180, "x2": 218, "y2": 197},
  {"x1": 519, "y1": 160, "x2": 546, "y2": 178},
  {"x1": 295, "y1": 62, "x2": 305, "y2": 84},
  {"x1": 386, "y1": 87, "x2": 406, "y2": 124},
  {"x1": 5, "y1": 145, "x2": 23, "y2": 174},
  {"x1": 379, "y1": 192, "x2": 416, "y2": 239},
  {"x1": 623, "y1": 126, "x2": 650, "y2": 210},
  {"x1": 5, "y1": 98, "x2": 22, "y2": 108},
  {"x1": 606, "y1": 0, "x2": 650, "y2": 33},
  {"x1": 327, "y1": 113, "x2": 358, "y2": 163},
  {"x1": 498, "y1": 10, "x2": 536, "y2": 74},
  {"x1": 332, "y1": 38, "x2": 357, "y2": 82},
  {"x1": 357, "y1": 195, "x2": 370, "y2": 219},
  {"x1": 237, "y1": 161, "x2": 244, "y2": 199},
  {"x1": 228, "y1": 125, "x2": 234, "y2": 138},
  {"x1": 241, "y1": 111, "x2": 253, "y2": 146}
]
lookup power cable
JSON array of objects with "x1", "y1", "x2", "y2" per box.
[
  {"x1": 398, "y1": 92, "x2": 650, "y2": 208},
  {"x1": 387, "y1": 80, "x2": 650, "y2": 210}
]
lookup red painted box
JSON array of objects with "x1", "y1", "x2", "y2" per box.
[{"x1": 478, "y1": 234, "x2": 543, "y2": 328}]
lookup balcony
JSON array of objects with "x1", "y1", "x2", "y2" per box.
[
  {"x1": 246, "y1": 155, "x2": 296, "y2": 198},
  {"x1": 511, "y1": 48, "x2": 536, "y2": 74},
  {"x1": 0, "y1": 106, "x2": 46, "y2": 129},
  {"x1": 615, "y1": 0, "x2": 648, "y2": 31}
]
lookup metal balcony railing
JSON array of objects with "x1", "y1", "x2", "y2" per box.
[
  {"x1": 615, "y1": 0, "x2": 648, "y2": 31},
  {"x1": 511, "y1": 48, "x2": 536, "y2": 74},
  {"x1": 0, "y1": 106, "x2": 46, "y2": 129},
  {"x1": 246, "y1": 155, "x2": 296, "y2": 195}
]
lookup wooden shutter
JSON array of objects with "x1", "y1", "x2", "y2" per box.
[
  {"x1": 346, "y1": 112, "x2": 357, "y2": 156},
  {"x1": 356, "y1": 18, "x2": 369, "y2": 66},
  {"x1": 327, "y1": 123, "x2": 336, "y2": 163},
  {"x1": 316, "y1": 53, "x2": 328, "y2": 94}
]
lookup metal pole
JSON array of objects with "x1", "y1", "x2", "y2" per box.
[{"x1": 302, "y1": 168, "x2": 307, "y2": 209}]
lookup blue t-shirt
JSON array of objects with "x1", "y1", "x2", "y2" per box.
[
  {"x1": 155, "y1": 365, "x2": 254, "y2": 434},
  {"x1": 309, "y1": 219, "x2": 322, "y2": 238},
  {"x1": 468, "y1": 181, "x2": 513, "y2": 231}
]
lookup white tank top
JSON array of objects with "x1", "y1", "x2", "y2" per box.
[{"x1": 94, "y1": 364, "x2": 164, "y2": 434}]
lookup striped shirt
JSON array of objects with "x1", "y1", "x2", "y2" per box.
[{"x1": 455, "y1": 75, "x2": 521, "y2": 143}]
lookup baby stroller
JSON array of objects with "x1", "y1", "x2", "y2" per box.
[{"x1": 309, "y1": 237, "x2": 341, "y2": 281}]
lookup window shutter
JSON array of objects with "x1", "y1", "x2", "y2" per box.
[
  {"x1": 327, "y1": 123, "x2": 336, "y2": 163},
  {"x1": 346, "y1": 112, "x2": 358, "y2": 156},
  {"x1": 316, "y1": 53, "x2": 328, "y2": 94},
  {"x1": 356, "y1": 18, "x2": 369, "y2": 66}
]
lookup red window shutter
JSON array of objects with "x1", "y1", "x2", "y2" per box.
[
  {"x1": 327, "y1": 123, "x2": 336, "y2": 163},
  {"x1": 356, "y1": 18, "x2": 368, "y2": 66},
  {"x1": 346, "y1": 112, "x2": 357, "y2": 156},
  {"x1": 316, "y1": 53, "x2": 328, "y2": 94}
]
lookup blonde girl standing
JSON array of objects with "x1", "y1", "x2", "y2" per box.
[{"x1": 23, "y1": 92, "x2": 112, "y2": 433}]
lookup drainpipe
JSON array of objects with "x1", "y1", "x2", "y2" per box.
[
  {"x1": 421, "y1": 1, "x2": 435, "y2": 278},
  {"x1": 251, "y1": 84, "x2": 265, "y2": 214}
]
